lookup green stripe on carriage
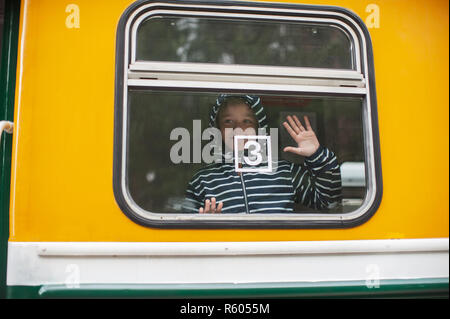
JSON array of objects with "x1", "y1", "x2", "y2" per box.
[
  {"x1": 0, "y1": 0, "x2": 21, "y2": 300},
  {"x1": 6, "y1": 278, "x2": 449, "y2": 298}
]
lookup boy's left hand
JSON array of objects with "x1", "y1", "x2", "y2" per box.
[{"x1": 282, "y1": 115, "x2": 320, "y2": 157}]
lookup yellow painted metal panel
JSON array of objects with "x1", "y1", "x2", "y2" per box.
[{"x1": 9, "y1": 0, "x2": 449, "y2": 241}]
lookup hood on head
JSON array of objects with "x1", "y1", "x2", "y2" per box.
[{"x1": 208, "y1": 94, "x2": 268, "y2": 130}]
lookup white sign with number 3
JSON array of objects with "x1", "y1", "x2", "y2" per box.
[{"x1": 234, "y1": 135, "x2": 272, "y2": 173}]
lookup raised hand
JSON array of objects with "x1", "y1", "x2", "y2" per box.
[
  {"x1": 282, "y1": 115, "x2": 320, "y2": 157},
  {"x1": 199, "y1": 197, "x2": 223, "y2": 214}
]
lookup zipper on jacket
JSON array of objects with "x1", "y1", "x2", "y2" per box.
[{"x1": 238, "y1": 164, "x2": 250, "y2": 214}]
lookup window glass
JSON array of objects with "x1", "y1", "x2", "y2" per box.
[
  {"x1": 136, "y1": 16, "x2": 354, "y2": 69},
  {"x1": 126, "y1": 90, "x2": 365, "y2": 215}
]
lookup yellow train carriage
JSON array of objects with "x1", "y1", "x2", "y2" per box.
[{"x1": 0, "y1": 0, "x2": 448, "y2": 299}]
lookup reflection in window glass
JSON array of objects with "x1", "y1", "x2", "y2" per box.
[
  {"x1": 136, "y1": 16, "x2": 354, "y2": 69},
  {"x1": 127, "y1": 91, "x2": 365, "y2": 214}
]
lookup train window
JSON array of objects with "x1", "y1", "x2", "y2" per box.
[{"x1": 114, "y1": 1, "x2": 382, "y2": 228}]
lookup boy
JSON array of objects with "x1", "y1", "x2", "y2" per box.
[{"x1": 184, "y1": 94, "x2": 341, "y2": 214}]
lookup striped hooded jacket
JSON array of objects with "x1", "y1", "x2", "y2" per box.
[{"x1": 184, "y1": 94, "x2": 342, "y2": 214}]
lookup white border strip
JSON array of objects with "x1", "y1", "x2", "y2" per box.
[
  {"x1": 7, "y1": 239, "x2": 449, "y2": 286},
  {"x1": 36, "y1": 238, "x2": 449, "y2": 257}
]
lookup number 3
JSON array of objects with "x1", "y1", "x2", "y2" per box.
[{"x1": 243, "y1": 141, "x2": 262, "y2": 166}]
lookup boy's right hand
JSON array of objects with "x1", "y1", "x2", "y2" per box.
[{"x1": 199, "y1": 197, "x2": 223, "y2": 214}]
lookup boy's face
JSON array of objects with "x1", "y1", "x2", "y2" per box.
[{"x1": 217, "y1": 102, "x2": 258, "y2": 151}]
